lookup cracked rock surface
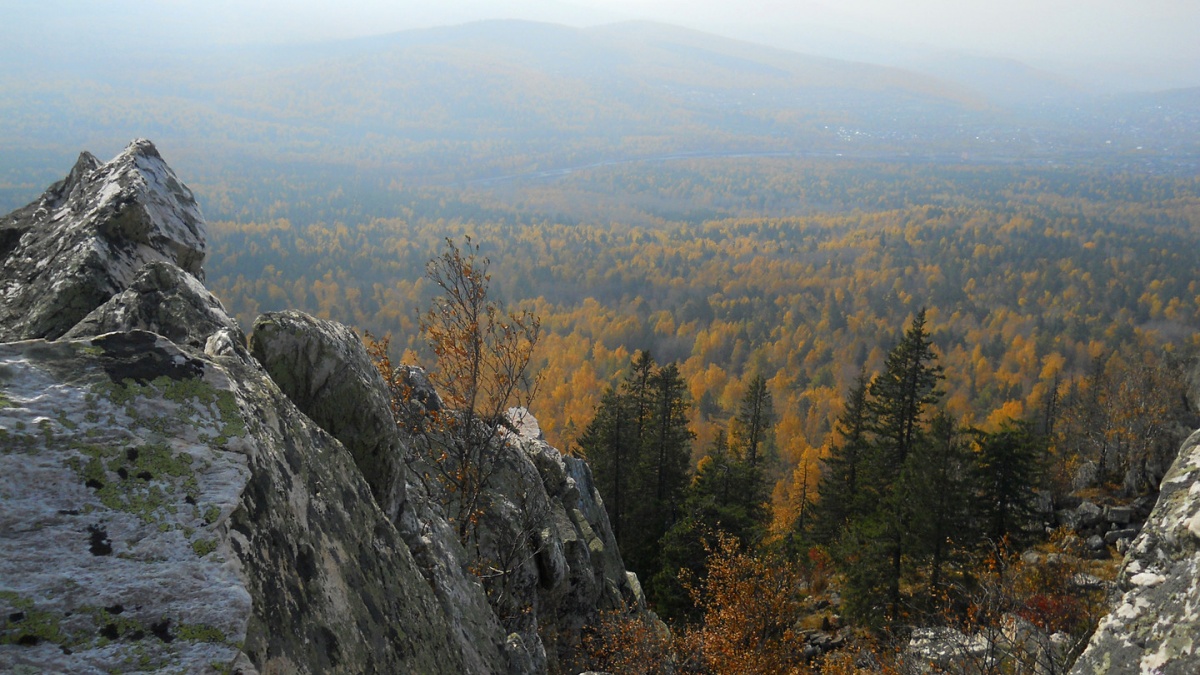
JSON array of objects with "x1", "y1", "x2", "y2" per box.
[{"x1": 0, "y1": 140, "x2": 206, "y2": 342}]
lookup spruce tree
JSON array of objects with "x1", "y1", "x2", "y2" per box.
[
  {"x1": 864, "y1": 309, "x2": 943, "y2": 620},
  {"x1": 972, "y1": 421, "x2": 1042, "y2": 548},
  {"x1": 812, "y1": 369, "x2": 872, "y2": 545},
  {"x1": 650, "y1": 429, "x2": 767, "y2": 622},
  {"x1": 629, "y1": 361, "x2": 694, "y2": 576},
  {"x1": 907, "y1": 410, "x2": 973, "y2": 596},
  {"x1": 733, "y1": 373, "x2": 775, "y2": 466},
  {"x1": 581, "y1": 353, "x2": 694, "y2": 580},
  {"x1": 578, "y1": 387, "x2": 636, "y2": 542}
]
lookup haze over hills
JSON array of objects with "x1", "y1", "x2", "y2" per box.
[
  {"x1": 2, "y1": 19, "x2": 1197, "y2": 217},
  {"x1": 4, "y1": 8, "x2": 1200, "y2": 672}
]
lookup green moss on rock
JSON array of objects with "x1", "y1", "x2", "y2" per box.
[{"x1": 191, "y1": 539, "x2": 217, "y2": 557}]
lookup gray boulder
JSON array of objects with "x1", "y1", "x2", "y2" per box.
[
  {"x1": 1075, "y1": 501, "x2": 1105, "y2": 530},
  {"x1": 1072, "y1": 460, "x2": 1099, "y2": 491},
  {"x1": 0, "y1": 140, "x2": 205, "y2": 341},
  {"x1": 1103, "y1": 528, "x2": 1139, "y2": 545},
  {"x1": 1103, "y1": 505, "x2": 1134, "y2": 526},
  {"x1": 1071, "y1": 429, "x2": 1200, "y2": 674},
  {"x1": 64, "y1": 261, "x2": 244, "y2": 350},
  {"x1": 248, "y1": 310, "x2": 405, "y2": 520}
]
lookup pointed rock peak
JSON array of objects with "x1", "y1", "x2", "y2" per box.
[
  {"x1": 69, "y1": 150, "x2": 102, "y2": 180},
  {"x1": 124, "y1": 137, "x2": 162, "y2": 160},
  {"x1": 39, "y1": 151, "x2": 102, "y2": 211},
  {"x1": 0, "y1": 140, "x2": 209, "y2": 341},
  {"x1": 84, "y1": 139, "x2": 206, "y2": 276}
]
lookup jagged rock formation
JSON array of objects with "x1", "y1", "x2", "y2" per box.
[
  {"x1": 64, "y1": 261, "x2": 246, "y2": 350},
  {"x1": 1071, "y1": 429, "x2": 1200, "y2": 674},
  {"x1": 0, "y1": 140, "x2": 205, "y2": 342},
  {"x1": 0, "y1": 140, "x2": 640, "y2": 674},
  {"x1": 248, "y1": 309, "x2": 508, "y2": 673},
  {"x1": 249, "y1": 312, "x2": 645, "y2": 673}
]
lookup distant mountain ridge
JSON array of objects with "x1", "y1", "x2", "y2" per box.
[
  {"x1": 0, "y1": 18, "x2": 1195, "y2": 214},
  {"x1": 0, "y1": 20, "x2": 997, "y2": 188}
]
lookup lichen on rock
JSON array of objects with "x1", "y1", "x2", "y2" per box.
[
  {"x1": 1070, "y1": 429, "x2": 1200, "y2": 674},
  {"x1": 0, "y1": 334, "x2": 253, "y2": 674}
]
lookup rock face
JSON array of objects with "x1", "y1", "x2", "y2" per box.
[
  {"x1": 1, "y1": 141, "x2": 639, "y2": 674},
  {"x1": 0, "y1": 140, "x2": 205, "y2": 342},
  {"x1": 248, "y1": 313, "x2": 644, "y2": 673},
  {"x1": 64, "y1": 261, "x2": 244, "y2": 350},
  {"x1": 248, "y1": 311, "x2": 406, "y2": 521},
  {"x1": 1071, "y1": 429, "x2": 1200, "y2": 674}
]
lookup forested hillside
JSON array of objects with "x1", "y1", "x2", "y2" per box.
[{"x1": 203, "y1": 157, "x2": 1200, "y2": 541}]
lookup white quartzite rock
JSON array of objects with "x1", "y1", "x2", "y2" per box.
[{"x1": 1071, "y1": 429, "x2": 1200, "y2": 674}]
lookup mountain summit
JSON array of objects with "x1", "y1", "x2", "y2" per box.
[{"x1": 0, "y1": 139, "x2": 206, "y2": 341}]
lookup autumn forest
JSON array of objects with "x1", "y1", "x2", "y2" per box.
[
  {"x1": 205, "y1": 158, "x2": 1200, "y2": 507},
  {"x1": 182, "y1": 152, "x2": 1200, "y2": 668}
]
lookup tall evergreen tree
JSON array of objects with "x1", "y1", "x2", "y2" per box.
[
  {"x1": 906, "y1": 411, "x2": 973, "y2": 596},
  {"x1": 972, "y1": 421, "x2": 1042, "y2": 548},
  {"x1": 733, "y1": 373, "x2": 775, "y2": 466},
  {"x1": 625, "y1": 350, "x2": 657, "y2": 453},
  {"x1": 650, "y1": 429, "x2": 768, "y2": 622},
  {"x1": 629, "y1": 361, "x2": 694, "y2": 575},
  {"x1": 581, "y1": 353, "x2": 694, "y2": 580},
  {"x1": 812, "y1": 369, "x2": 873, "y2": 545},
  {"x1": 863, "y1": 309, "x2": 943, "y2": 620},
  {"x1": 578, "y1": 387, "x2": 636, "y2": 542}
]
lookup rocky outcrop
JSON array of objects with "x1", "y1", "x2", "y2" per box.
[
  {"x1": 0, "y1": 330, "x2": 469, "y2": 673},
  {"x1": 248, "y1": 311, "x2": 406, "y2": 521},
  {"x1": 247, "y1": 309, "x2": 509, "y2": 673},
  {"x1": 1071, "y1": 430, "x2": 1200, "y2": 674},
  {"x1": 248, "y1": 311, "x2": 644, "y2": 673},
  {"x1": 1, "y1": 140, "x2": 640, "y2": 674},
  {"x1": 0, "y1": 139, "x2": 205, "y2": 342}
]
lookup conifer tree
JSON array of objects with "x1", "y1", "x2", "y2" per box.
[
  {"x1": 650, "y1": 429, "x2": 767, "y2": 622},
  {"x1": 578, "y1": 387, "x2": 636, "y2": 542},
  {"x1": 972, "y1": 421, "x2": 1042, "y2": 548},
  {"x1": 867, "y1": 309, "x2": 943, "y2": 619},
  {"x1": 581, "y1": 353, "x2": 694, "y2": 579},
  {"x1": 831, "y1": 310, "x2": 944, "y2": 624},
  {"x1": 907, "y1": 410, "x2": 973, "y2": 595},
  {"x1": 812, "y1": 369, "x2": 872, "y2": 545},
  {"x1": 629, "y1": 361, "x2": 694, "y2": 576},
  {"x1": 733, "y1": 373, "x2": 774, "y2": 466}
]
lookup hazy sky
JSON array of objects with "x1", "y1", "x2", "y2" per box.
[{"x1": 4, "y1": 0, "x2": 1198, "y2": 88}]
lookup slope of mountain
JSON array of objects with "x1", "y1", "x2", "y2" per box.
[{"x1": 1, "y1": 18, "x2": 1195, "y2": 219}]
